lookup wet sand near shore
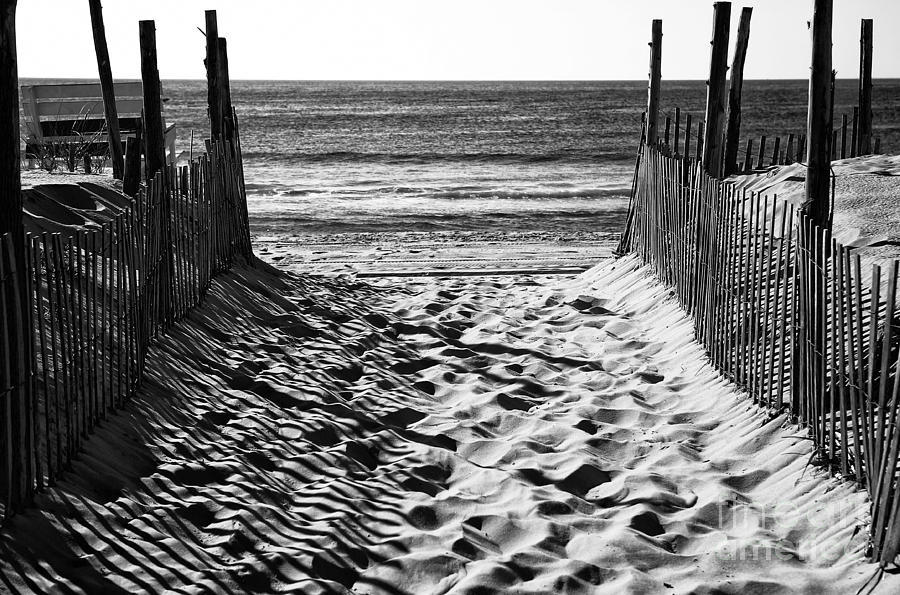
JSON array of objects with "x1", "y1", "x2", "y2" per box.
[{"x1": 252, "y1": 231, "x2": 617, "y2": 278}]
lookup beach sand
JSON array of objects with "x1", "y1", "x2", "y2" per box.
[
  {"x1": 2, "y1": 157, "x2": 900, "y2": 593},
  {"x1": 1, "y1": 252, "x2": 895, "y2": 593}
]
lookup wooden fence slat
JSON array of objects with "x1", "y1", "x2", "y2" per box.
[
  {"x1": 57, "y1": 235, "x2": 75, "y2": 464},
  {"x1": 878, "y1": 353, "x2": 900, "y2": 562},
  {"x1": 100, "y1": 225, "x2": 109, "y2": 418},
  {"x1": 876, "y1": 262, "x2": 898, "y2": 473},
  {"x1": 31, "y1": 237, "x2": 49, "y2": 488},
  {"x1": 0, "y1": 238, "x2": 14, "y2": 518},
  {"x1": 761, "y1": 197, "x2": 779, "y2": 406},
  {"x1": 41, "y1": 234, "x2": 60, "y2": 481},
  {"x1": 3, "y1": 235, "x2": 28, "y2": 511},
  {"x1": 839, "y1": 248, "x2": 861, "y2": 484},
  {"x1": 833, "y1": 242, "x2": 848, "y2": 477},
  {"x1": 873, "y1": 264, "x2": 899, "y2": 555},
  {"x1": 89, "y1": 230, "x2": 98, "y2": 429},
  {"x1": 840, "y1": 114, "x2": 848, "y2": 159},
  {"x1": 756, "y1": 136, "x2": 767, "y2": 170},
  {"x1": 852, "y1": 255, "x2": 874, "y2": 492},
  {"x1": 867, "y1": 265, "x2": 882, "y2": 481}
]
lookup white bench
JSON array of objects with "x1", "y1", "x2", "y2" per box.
[{"x1": 20, "y1": 81, "x2": 176, "y2": 165}]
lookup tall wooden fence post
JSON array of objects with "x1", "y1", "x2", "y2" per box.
[
  {"x1": 797, "y1": 0, "x2": 833, "y2": 461},
  {"x1": 724, "y1": 7, "x2": 752, "y2": 176},
  {"x1": 88, "y1": 0, "x2": 124, "y2": 180},
  {"x1": 646, "y1": 19, "x2": 663, "y2": 147},
  {"x1": 829, "y1": 69, "x2": 837, "y2": 168},
  {"x1": 805, "y1": 0, "x2": 833, "y2": 226},
  {"x1": 139, "y1": 20, "x2": 172, "y2": 326},
  {"x1": 218, "y1": 37, "x2": 234, "y2": 143},
  {"x1": 123, "y1": 135, "x2": 142, "y2": 197},
  {"x1": 858, "y1": 19, "x2": 873, "y2": 156},
  {"x1": 0, "y1": 0, "x2": 31, "y2": 516},
  {"x1": 205, "y1": 10, "x2": 222, "y2": 141},
  {"x1": 139, "y1": 20, "x2": 166, "y2": 182},
  {"x1": 703, "y1": 2, "x2": 731, "y2": 178},
  {"x1": 0, "y1": 0, "x2": 20, "y2": 240}
]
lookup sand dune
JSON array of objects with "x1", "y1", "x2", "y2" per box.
[
  {"x1": 1, "y1": 254, "x2": 895, "y2": 593},
  {"x1": 727, "y1": 154, "x2": 900, "y2": 268}
]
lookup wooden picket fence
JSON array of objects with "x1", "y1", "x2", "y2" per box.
[
  {"x1": 0, "y1": 133, "x2": 252, "y2": 521},
  {"x1": 621, "y1": 140, "x2": 900, "y2": 562},
  {"x1": 656, "y1": 107, "x2": 881, "y2": 177}
]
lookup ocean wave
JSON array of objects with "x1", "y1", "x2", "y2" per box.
[
  {"x1": 250, "y1": 208, "x2": 628, "y2": 233},
  {"x1": 423, "y1": 188, "x2": 628, "y2": 201},
  {"x1": 250, "y1": 186, "x2": 630, "y2": 201},
  {"x1": 241, "y1": 150, "x2": 636, "y2": 166}
]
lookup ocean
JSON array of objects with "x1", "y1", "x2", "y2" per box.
[{"x1": 22, "y1": 79, "x2": 900, "y2": 237}]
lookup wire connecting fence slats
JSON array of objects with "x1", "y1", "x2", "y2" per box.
[
  {"x1": 0, "y1": 133, "x2": 252, "y2": 522},
  {"x1": 625, "y1": 142, "x2": 900, "y2": 562}
]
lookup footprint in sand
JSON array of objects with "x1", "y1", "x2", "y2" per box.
[
  {"x1": 496, "y1": 393, "x2": 535, "y2": 412},
  {"x1": 566, "y1": 295, "x2": 614, "y2": 316},
  {"x1": 378, "y1": 406, "x2": 428, "y2": 428},
  {"x1": 517, "y1": 464, "x2": 613, "y2": 499},
  {"x1": 345, "y1": 441, "x2": 381, "y2": 471},
  {"x1": 200, "y1": 409, "x2": 234, "y2": 428},
  {"x1": 573, "y1": 419, "x2": 601, "y2": 435},
  {"x1": 630, "y1": 510, "x2": 666, "y2": 537},
  {"x1": 306, "y1": 424, "x2": 341, "y2": 447},
  {"x1": 161, "y1": 462, "x2": 231, "y2": 486},
  {"x1": 408, "y1": 504, "x2": 443, "y2": 530},
  {"x1": 174, "y1": 501, "x2": 219, "y2": 529}
]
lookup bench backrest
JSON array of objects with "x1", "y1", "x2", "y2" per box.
[{"x1": 21, "y1": 82, "x2": 145, "y2": 142}]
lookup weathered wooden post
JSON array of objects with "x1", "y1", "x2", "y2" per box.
[
  {"x1": 723, "y1": 7, "x2": 752, "y2": 176},
  {"x1": 673, "y1": 107, "x2": 681, "y2": 157},
  {"x1": 123, "y1": 134, "x2": 141, "y2": 197},
  {"x1": 0, "y1": 0, "x2": 20, "y2": 240},
  {"x1": 88, "y1": 0, "x2": 124, "y2": 180},
  {"x1": 139, "y1": 20, "x2": 172, "y2": 325},
  {"x1": 218, "y1": 37, "x2": 234, "y2": 143},
  {"x1": 139, "y1": 20, "x2": 166, "y2": 181},
  {"x1": 205, "y1": 10, "x2": 222, "y2": 141},
  {"x1": 805, "y1": 0, "x2": 833, "y2": 227},
  {"x1": 829, "y1": 69, "x2": 836, "y2": 162},
  {"x1": 702, "y1": 2, "x2": 731, "y2": 178},
  {"x1": 0, "y1": 0, "x2": 32, "y2": 515},
  {"x1": 797, "y1": 0, "x2": 833, "y2": 462},
  {"x1": 646, "y1": 19, "x2": 663, "y2": 147},
  {"x1": 858, "y1": 19, "x2": 873, "y2": 156},
  {"x1": 840, "y1": 113, "x2": 848, "y2": 158},
  {"x1": 684, "y1": 113, "x2": 693, "y2": 162}
]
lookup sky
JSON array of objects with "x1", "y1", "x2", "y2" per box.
[{"x1": 14, "y1": 0, "x2": 900, "y2": 81}]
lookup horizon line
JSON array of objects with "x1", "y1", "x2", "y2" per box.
[{"x1": 17, "y1": 77, "x2": 900, "y2": 83}]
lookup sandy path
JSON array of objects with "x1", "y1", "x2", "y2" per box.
[{"x1": 0, "y1": 256, "x2": 892, "y2": 594}]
